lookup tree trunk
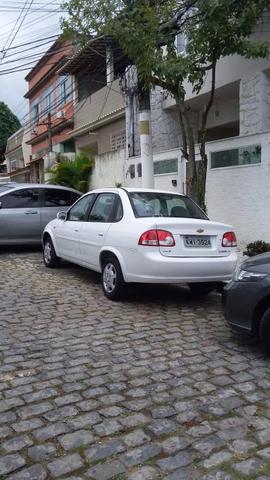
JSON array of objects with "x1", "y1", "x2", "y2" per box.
[
  {"x1": 198, "y1": 62, "x2": 217, "y2": 211},
  {"x1": 175, "y1": 95, "x2": 196, "y2": 200}
]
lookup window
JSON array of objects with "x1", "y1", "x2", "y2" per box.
[
  {"x1": 10, "y1": 160, "x2": 17, "y2": 171},
  {"x1": 113, "y1": 197, "x2": 123, "y2": 222},
  {"x1": 88, "y1": 193, "x2": 116, "y2": 222},
  {"x1": 129, "y1": 164, "x2": 135, "y2": 179},
  {"x1": 176, "y1": 33, "x2": 187, "y2": 54},
  {"x1": 111, "y1": 132, "x2": 126, "y2": 151},
  {"x1": 43, "y1": 86, "x2": 53, "y2": 113},
  {"x1": 154, "y1": 158, "x2": 178, "y2": 175},
  {"x1": 60, "y1": 140, "x2": 76, "y2": 153},
  {"x1": 129, "y1": 192, "x2": 208, "y2": 220},
  {"x1": 1, "y1": 189, "x2": 40, "y2": 209},
  {"x1": 57, "y1": 76, "x2": 72, "y2": 106},
  {"x1": 44, "y1": 189, "x2": 74, "y2": 207},
  {"x1": 68, "y1": 194, "x2": 94, "y2": 221},
  {"x1": 31, "y1": 100, "x2": 39, "y2": 123},
  {"x1": 211, "y1": 145, "x2": 261, "y2": 169},
  {"x1": 70, "y1": 192, "x2": 81, "y2": 204}
]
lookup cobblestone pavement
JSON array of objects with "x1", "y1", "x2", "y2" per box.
[{"x1": 1, "y1": 248, "x2": 270, "y2": 480}]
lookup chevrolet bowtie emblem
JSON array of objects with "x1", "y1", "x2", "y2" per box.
[{"x1": 196, "y1": 228, "x2": 204, "y2": 233}]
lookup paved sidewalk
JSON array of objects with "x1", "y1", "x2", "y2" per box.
[{"x1": 0, "y1": 248, "x2": 270, "y2": 479}]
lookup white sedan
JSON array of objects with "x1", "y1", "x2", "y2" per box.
[{"x1": 42, "y1": 188, "x2": 238, "y2": 300}]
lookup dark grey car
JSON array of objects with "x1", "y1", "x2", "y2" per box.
[
  {"x1": 0, "y1": 184, "x2": 81, "y2": 245},
  {"x1": 223, "y1": 252, "x2": 270, "y2": 351}
]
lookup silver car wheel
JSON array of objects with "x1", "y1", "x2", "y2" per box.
[
  {"x1": 44, "y1": 241, "x2": 52, "y2": 264},
  {"x1": 103, "y1": 263, "x2": 117, "y2": 293}
]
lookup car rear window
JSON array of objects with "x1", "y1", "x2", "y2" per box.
[{"x1": 129, "y1": 192, "x2": 208, "y2": 220}]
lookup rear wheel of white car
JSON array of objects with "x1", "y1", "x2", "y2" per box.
[
  {"x1": 259, "y1": 307, "x2": 270, "y2": 353},
  {"x1": 43, "y1": 237, "x2": 61, "y2": 268},
  {"x1": 188, "y1": 282, "x2": 216, "y2": 296},
  {"x1": 102, "y1": 257, "x2": 126, "y2": 301}
]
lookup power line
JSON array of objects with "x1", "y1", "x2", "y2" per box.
[
  {"x1": 0, "y1": 34, "x2": 59, "y2": 53},
  {"x1": 0, "y1": 0, "x2": 30, "y2": 61},
  {"x1": 1, "y1": 44, "x2": 73, "y2": 66},
  {"x1": 0, "y1": 0, "x2": 61, "y2": 42}
]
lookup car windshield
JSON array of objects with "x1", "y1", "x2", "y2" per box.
[{"x1": 129, "y1": 192, "x2": 208, "y2": 220}]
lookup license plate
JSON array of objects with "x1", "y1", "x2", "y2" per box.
[{"x1": 184, "y1": 235, "x2": 211, "y2": 248}]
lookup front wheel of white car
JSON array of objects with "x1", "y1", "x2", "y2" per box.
[
  {"x1": 43, "y1": 237, "x2": 61, "y2": 268},
  {"x1": 102, "y1": 257, "x2": 126, "y2": 301},
  {"x1": 188, "y1": 282, "x2": 216, "y2": 296}
]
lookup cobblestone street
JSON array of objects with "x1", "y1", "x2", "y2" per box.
[{"x1": 1, "y1": 249, "x2": 270, "y2": 479}]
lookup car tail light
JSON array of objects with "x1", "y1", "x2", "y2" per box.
[
  {"x1": 222, "y1": 231, "x2": 237, "y2": 247},
  {"x1": 139, "y1": 229, "x2": 175, "y2": 247}
]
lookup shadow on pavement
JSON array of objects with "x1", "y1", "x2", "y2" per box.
[{"x1": 0, "y1": 245, "x2": 43, "y2": 254}]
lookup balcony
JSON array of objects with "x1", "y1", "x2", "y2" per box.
[{"x1": 74, "y1": 80, "x2": 125, "y2": 133}]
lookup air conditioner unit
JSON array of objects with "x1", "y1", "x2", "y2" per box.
[{"x1": 56, "y1": 110, "x2": 65, "y2": 119}]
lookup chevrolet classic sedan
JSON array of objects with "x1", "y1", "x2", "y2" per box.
[{"x1": 42, "y1": 188, "x2": 238, "y2": 300}]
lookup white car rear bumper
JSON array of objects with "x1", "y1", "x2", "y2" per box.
[{"x1": 123, "y1": 250, "x2": 238, "y2": 283}]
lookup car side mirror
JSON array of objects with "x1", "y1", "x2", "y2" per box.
[{"x1": 57, "y1": 211, "x2": 67, "y2": 221}]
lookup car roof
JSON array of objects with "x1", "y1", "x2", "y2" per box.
[
  {"x1": 87, "y1": 187, "x2": 185, "y2": 196},
  {"x1": 123, "y1": 188, "x2": 185, "y2": 196},
  {"x1": 0, "y1": 184, "x2": 82, "y2": 194}
]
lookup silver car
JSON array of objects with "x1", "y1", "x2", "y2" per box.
[{"x1": 0, "y1": 184, "x2": 81, "y2": 245}]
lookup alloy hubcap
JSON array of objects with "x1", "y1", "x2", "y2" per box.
[
  {"x1": 103, "y1": 263, "x2": 117, "y2": 293},
  {"x1": 44, "y1": 242, "x2": 52, "y2": 263}
]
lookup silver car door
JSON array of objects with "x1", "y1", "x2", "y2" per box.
[{"x1": 0, "y1": 188, "x2": 41, "y2": 244}]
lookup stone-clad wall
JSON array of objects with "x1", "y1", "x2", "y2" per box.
[
  {"x1": 150, "y1": 88, "x2": 181, "y2": 153},
  {"x1": 240, "y1": 72, "x2": 270, "y2": 136}
]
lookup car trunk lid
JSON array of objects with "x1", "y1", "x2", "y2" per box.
[{"x1": 154, "y1": 218, "x2": 233, "y2": 257}]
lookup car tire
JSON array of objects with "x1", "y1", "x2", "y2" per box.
[
  {"x1": 102, "y1": 256, "x2": 126, "y2": 301},
  {"x1": 43, "y1": 237, "x2": 61, "y2": 268},
  {"x1": 259, "y1": 307, "x2": 270, "y2": 353},
  {"x1": 188, "y1": 282, "x2": 216, "y2": 296}
]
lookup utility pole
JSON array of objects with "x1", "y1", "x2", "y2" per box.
[
  {"x1": 47, "y1": 112, "x2": 52, "y2": 153},
  {"x1": 138, "y1": 81, "x2": 154, "y2": 188},
  {"x1": 124, "y1": 0, "x2": 154, "y2": 189}
]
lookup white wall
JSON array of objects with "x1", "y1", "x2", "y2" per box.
[
  {"x1": 90, "y1": 148, "x2": 126, "y2": 189},
  {"x1": 205, "y1": 132, "x2": 270, "y2": 247}
]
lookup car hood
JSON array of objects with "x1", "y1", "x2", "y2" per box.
[{"x1": 242, "y1": 252, "x2": 270, "y2": 274}]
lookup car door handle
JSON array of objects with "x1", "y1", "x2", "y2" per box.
[
  {"x1": 98, "y1": 233, "x2": 103, "y2": 237},
  {"x1": 25, "y1": 210, "x2": 38, "y2": 215},
  {"x1": 74, "y1": 229, "x2": 79, "y2": 232}
]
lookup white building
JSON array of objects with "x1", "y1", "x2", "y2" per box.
[{"x1": 124, "y1": 18, "x2": 270, "y2": 248}]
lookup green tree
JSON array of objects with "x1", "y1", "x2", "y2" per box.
[
  {"x1": 0, "y1": 101, "x2": 21, "y2": 165},
  {"x1": 62, "y1": 0, "x2": 269, "y2": 208},
  {"x1": 47, "y1": 152, "x2": 94, "y2": 193}
]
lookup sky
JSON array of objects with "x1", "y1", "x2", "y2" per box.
[{"x1": 0, "y1": 0, "x2": 63, "y2": 123}]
